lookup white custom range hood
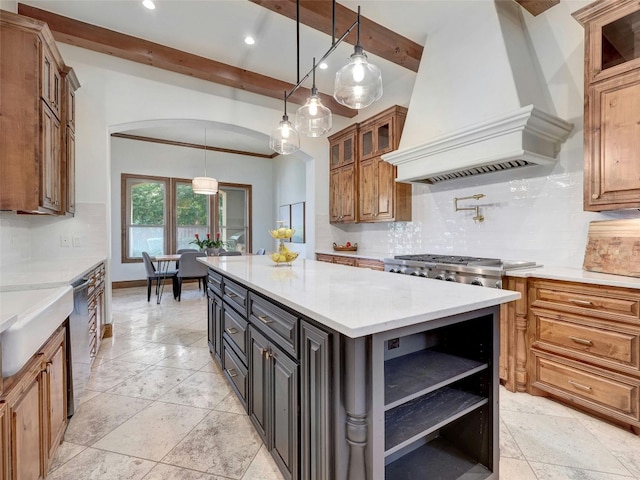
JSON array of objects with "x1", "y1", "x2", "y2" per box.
[{"x1": 382, "y1": 1, "x2": 574, "y2": 184}]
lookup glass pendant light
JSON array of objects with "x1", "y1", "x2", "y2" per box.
[
  {"x1": 295, "y1": 58, "x2": 332, "y2": 137},
  {"x1": 192, "y1": 129, "x2": 218, "y2": 195},
  {"x1": 270, "y1": 92, "x2": 300, "y2": 155},
  {"x1": 334, "y1": 7, "x2": 383, "y2": 110}
]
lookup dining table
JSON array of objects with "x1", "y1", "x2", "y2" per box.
[{"x1": 151, "y1": 254, "x2": 181, "y2": 304}]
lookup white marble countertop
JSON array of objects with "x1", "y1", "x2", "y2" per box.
[
  {"x1": 0, "y1": 255, "x2": 106, "y2": 291},
  {"x1": 505, "y1": 266, "x2": 640, "y2": 289},
  {"x1": 199, "y1": 256, "x2": 519, "y2": 338}
]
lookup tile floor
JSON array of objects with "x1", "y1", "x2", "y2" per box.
[{"x1": 49, "y1": 285, "x2": 640, "y2": 479}]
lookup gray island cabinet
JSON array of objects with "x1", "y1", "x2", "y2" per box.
[{"x1": 199, "y1": 256, "x2": 519, "y2": 480}]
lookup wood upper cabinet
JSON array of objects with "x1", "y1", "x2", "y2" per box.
[
  {"x1": 358, "y1": 106, "x2": 411, "y2": 222},
  {"x1": 328, "y1": 105, "x2": 411, "y2": 224},
  {"x1": 328, "y1": 126, "x2": 357, "y2": 224},
  {"x1": 0, "y1": 11, "x2": 79, "y2": 215},
  {"x1": 62, "y1": 68, "x2": 80, "y2": 215},
  {"x1": 573, "y1": 0, "x2": 640, "y2": 211}
]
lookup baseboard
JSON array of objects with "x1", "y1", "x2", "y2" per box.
[{"x1": 112, "y1": 279, "x2": 201, "y2": 289}]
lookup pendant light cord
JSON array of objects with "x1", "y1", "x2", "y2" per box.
[{"x1": 203, "y1": 129, "x2": 208, "y2": 177}]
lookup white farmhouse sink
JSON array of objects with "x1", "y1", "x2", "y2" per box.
[{"x1": 0, "y1": 286, "x2": 73, "y2": 377}]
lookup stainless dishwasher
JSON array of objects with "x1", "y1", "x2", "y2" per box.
[{"x1": 68, "y1": 276, "x2": 92, "y2": 416}]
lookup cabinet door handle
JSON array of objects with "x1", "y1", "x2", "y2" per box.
[
  {"x1": 226, "y1": 327, "x2": 238, "y2": 335},
  {"x1": 569, "y1": 299, "x2": 594, "y2": 307},
  {"x1": 568, "y1": 380, "x2": 592, "y2": 392},
  {"x1": 258, "y1": 315, "x2": 273, "y2": 325},
  {"x1": 569, "y1": 336, "x2": 593, "y2": 346},
  {"x1": 227, "y1": 368, "x2": 238, "y2": 378}
]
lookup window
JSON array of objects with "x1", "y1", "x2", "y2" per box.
[
  {"x1": 122, "y1": 175, "x2": 169, "y2": 260},
  {"x1": 122, "y1": 174, "x2": 252, "y2": 262}
]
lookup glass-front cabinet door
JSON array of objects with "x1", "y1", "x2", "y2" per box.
[{"x1": 579, "y1": 0, "x2": 640, "y2": 83}]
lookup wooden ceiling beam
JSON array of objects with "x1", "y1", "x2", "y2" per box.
[
  {"x1": 250, "y1": 0, "x2": 423, "y2": 73},
  {"x1": 514, "y1": 0, "x2": 560, "y2": 17},
  {"x1": 17, "y1": 3, "x2": 357, "y2": 118}
]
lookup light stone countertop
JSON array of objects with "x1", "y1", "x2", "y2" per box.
[
  {"x1": 199, "y1": 255, "x2": 519, "y2": 338},
  {"x1": 505, "y1": 266, "x2": 640, "y2": 290},
  {"x1": 0, "y1": 255, "x2": 106, "y2": 291}
]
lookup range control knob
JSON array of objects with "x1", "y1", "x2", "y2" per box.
[
  {"x1": 410, "y1": 271, "x2": 420, "y2": 276},
  {"x1": 434, "y1": 274, "x2": 445, "y2": 281},
  {"x1": 419, "y1": 271, "x2": 429, "y2": 278},
  {"x1": 470, "y1": 279, "x2": 484, "y2": 286},
  {"x1": 445, "y1": 276, "x2": 456, "y2": 282}
]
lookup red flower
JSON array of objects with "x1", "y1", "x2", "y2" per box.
[
  {"x1": 195, "y1": 233, "x2": 200, "y2": 240},
  {"x1": 216, "y1": 232, "x2": 220, "y2": 241},
  {"x1": 206, "y1": 233, "x2": 211, "y2": 239}
]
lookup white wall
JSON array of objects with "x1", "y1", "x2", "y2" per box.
[
  {"x1": 110, "y1": 137, "x2": 275, "y2": 281},
  {"x1": 317, "y1": 1, "x2": 640, "y2": 267}
]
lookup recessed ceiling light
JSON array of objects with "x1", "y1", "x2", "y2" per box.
[
  {"x1": 244, "y1": 36, "x2": 255, "y2": 46},
  {"x1": 142, "y1": 0, "x2": 155, "y2": 9},
  {"x1": 318, "y1": 62, "x2": 328, "y2": 70}
]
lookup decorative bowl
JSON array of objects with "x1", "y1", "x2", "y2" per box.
[
  {"x1": 270, "y1": 250, "x2": 299, "y2": 265},
  {"x1": 269, "y1": 228, "x2": 295, "y2": 240},
  {"x1": 333, "y1": 242, "x2": 358, "y2": 252}
]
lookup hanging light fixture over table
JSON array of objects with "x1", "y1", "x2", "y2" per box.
[
  {"x1": 192, "y1": 129, "x2": 218, "y2": 195},
  {"x1": 269, "y1": 2, "x2": 382, "y2": 154}
]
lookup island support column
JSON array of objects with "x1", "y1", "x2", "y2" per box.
[{"x1": 344, "y1": 336, "x2": 368, "y2": 480}]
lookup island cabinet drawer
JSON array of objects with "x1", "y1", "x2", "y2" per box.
[
  {"x1": 223, "y1": 278, "x2": 248, "y2": 316},
  {"x1": 249, "y1": 293, "x2": 298, "y2": 357},
  {"x1": 532, "y1": 353, "x2": 640, "y2": 422},
  {"x1": 531, "y1": 280, "x2": 640, "y2": 325},
  {"x1": 223, "y1": 305, "x2": 248, "y2": 360},
  {"x1": 533, "y1": 312, "x2": 640, "y2": 372},
  {"x1": 207, "y1": 270, "x2": 223, "y2": 296},
  {"x1": 223, "y1": 341, "x2": 248, "y2": 410}
]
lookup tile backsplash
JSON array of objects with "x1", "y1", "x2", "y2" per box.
[
  {"x1": 0, "y1": 203, "x2": 108, "y2": 268},
  {"x1": 321, "y1": 165, "x2": 640, "y2": 268}
]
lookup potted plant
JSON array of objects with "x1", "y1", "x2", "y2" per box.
[{"x1": 190, "y1": 232, "x2": 225, "y2": 255}]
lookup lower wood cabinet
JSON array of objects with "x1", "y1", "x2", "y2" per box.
[
  {"x1": 248, "y1": 326, "x2": 299, "y2": 480},
  {"x1": 1, "y1": 325, "x2": 68, "y2": 480},
  {"x1": 0, "y1": 402, "x2": 8, "y2": 480},
  {"x1": 316, "y1": 253, "x2": 384, "y2": 271}
]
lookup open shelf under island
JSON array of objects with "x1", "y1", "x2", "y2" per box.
[{"x1": 198, "y1": 255, "x2": 519, "y2": 480}]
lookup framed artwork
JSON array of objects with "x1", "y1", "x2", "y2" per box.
[{"x1": 291, "y1": 202, "x2": 305, "y2": 243}]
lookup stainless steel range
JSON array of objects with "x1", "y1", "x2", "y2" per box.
[{"x1": 383, "y1": 254, "x2": 537, "y2": 288}]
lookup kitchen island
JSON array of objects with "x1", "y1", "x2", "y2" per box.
[{"x1": 198, "y1": 255, "x2": 519, "y2": 480}]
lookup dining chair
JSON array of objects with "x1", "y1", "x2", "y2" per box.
[
  {"x1": 176, "y1": 252, "x2": 208, "y2": 301},
  {"x1": 141, "y1": 251, "x2": 179, "y2": 302},
  {"x1": 256, "y1": 248, "x2": 266, "y2": 255},
  {"x1": 176, "y1": 248, "x2": 200, "y2": 289}
]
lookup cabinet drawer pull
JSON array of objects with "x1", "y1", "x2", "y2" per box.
[
  {"x1": 226, "y1": 327, "x2": 238, "y2": 335},
  {"x1": 568, "y1": 380, "x2": 592, "y2": 392},
  {"x1": 227, "y1": 292, "x2": 238, "y2": 299},
  {"x1": 569, "y1": 336, "x2": 593, "y2": 346},
  {"x1": 258, "y1": 315, "x2": 273, "y2": 325},
  {"x1": 569, "y1": 299, "x2": 594, "y2": 306},
  {"x1": 227, "y1": 368, "x2": 238, "y2": 378}
]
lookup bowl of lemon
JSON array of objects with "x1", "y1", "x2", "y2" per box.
[{"x1": 269, "y1": 224, "x2": 298, "y2": 265}]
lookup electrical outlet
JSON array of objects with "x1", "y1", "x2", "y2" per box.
[
  {"x1": 388, "y1": 338, "x2": 400, "y2": 350},
  {"x1": 72, "y1": 235, "x2": 81, "y2": 247},
  {"x1": 60, "y1": 235, "x2": 71, "y2": 247}
]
